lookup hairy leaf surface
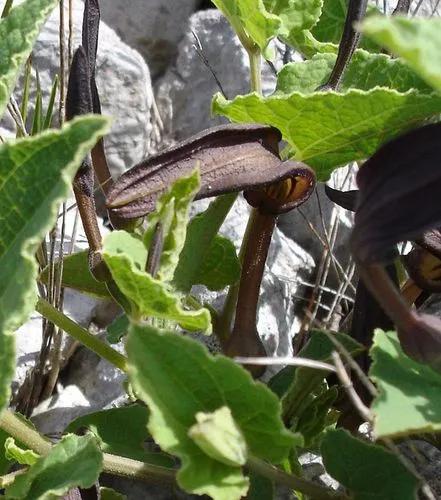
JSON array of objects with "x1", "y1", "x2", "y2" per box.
[
  {"x1": 212, "y1": 0, "x2": 281, "y2": 51},
  {"x1": 173, "y1": 193, "x2": 237, "y2": 292},
  {"x1": 6, "y1": 434, "x2": 103, "y2": 499},
  {"x1": 128, "y1": 324, "x2": 295, "y2": 500},
  {"x1": 0, "y1": 116, "x2": 109, "y2": 415},
  {"x1": 212, "y1": 89, "x2": 441, "y2": 180},
  {"x1": 362, "y1": 16, "x2": 441, "y2": 93},
  {"x1": 39, "y1": 250, "x2": 112, "y2": 299},
  {"x1": 143, "y1": 169, "x2": 200, "y2": 282},
  {"x1": 276, "y1": 51, "x2": 431, "y2": 94},
  {"x1": 370, "y1": 330, "x2": 441, "y2": 437},
  {"x1": 103, "y1": 231, "x2": 211, "y2": 332},
  {"x1": 66, "y1": 405, "x2": 174, "y2": 467},
  {"x1": 0, "y1": 0, "x2": 58, "y2": 118},
  {"x1": 322, "y1": 429, "x2": 419, "y2": 499}
]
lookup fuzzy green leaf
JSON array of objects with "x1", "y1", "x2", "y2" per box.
[
  {"x1": 264, "y1": 0, "x2": 323, "y2": 36},
  {"x1": 276, "y1": 51, "x2": 431, "y2": 94},
  {"x1": 106, "y1": 314, "x2": 129, "y2": 344},
  {"x1": 361, "y1": 16, "x2": 441, "y2": 93},
  {"x1": 173, "y1": 193, "x2": 237, "y2": 292},
  {"x1": 5, "y1": 437, "x2": 39, "y2": 466},
  {"x1": 100, "y1": 487, "x2": 127, "y2": 500},
  {"x1": 195, "y1": 235, "x2": 241, "y2": 291},
  {"x1": 66, "y1": 405, "x2": 174, "y2": 467},
  {"x1": 321, "y1": 429, "x2": 419, "y2": 499},
  {"x1": 127, "y1": 324, "x2": 296, "y2": 500},
  {"x1": 370, "y1": 330, "x2": 441, "y2": 438},
  {"x1": 143, "y1": 169, "x2": 200, "y2": 283},
  {"x1": 0, "y1": 428, "x2": 11, "y2": 475},
  {"x1": 6, "y1": 434, "x2": 103, "y2": 499},
  {"x1": 103, "y1": 231, "x2": 212, "y2": 332},
  {"x1": 212, "y1": 0, "x2": 281, "y2": 51},
  {"x1": 311, "y1": 0, "x2": 380, "y2": 51},
  {"x1": 212, "y1": 89, "x2": 441, "y2": 180},
  {"x1": 188, "y1": 406, "x2": 248, "y2": 467},
  {"x1": 39, "y1": 250, "x2": 112, "y2": 299},
  {"x1": 284, "y1": 28, "x2": 338, "y2": 57},
  {"x1": 0, "y1": 0, "x2": 58, "y2": 119},
  {"x1": 0, "y1": 116, "x2": 109, "y2": 415}
]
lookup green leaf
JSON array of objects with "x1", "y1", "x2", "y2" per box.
[
  {"x1": 370, "y1": 330, "x2": 441, "y2": 438},
  {"x1": 0, "y1": 116, "x2": 109, "y2": 415},
  {"x1": 275, "y1": 51, "x2": 432, "y2": 94},
  {"x1": 295, "y1": 386, "x2": 338, "y2": 448},
  {"x1": 195, "y1": 235, "x2": 240, "y2": 291},
  {"x1": 39, "y1": 250, "x2": 112, "y2": 299},
  {"x1": 143, "y1": 169, "x2": 200, "y2": 283},
  {"x1": 361, "y1": 16, "x2": 441, "y2": 93},
  {"x1": 284, "y1": 29, "x2": 338, "y2": 57},
  {"x1": 188, "y1": 406, "x2": 248, "y2": 467},
  {"x1": 173, "y1": 193, "x2": 237, "y2": 293},
  {"x1": 247, "y1": 471, "x2": 275, "y2": 500},
  {"x1": 264, "y1": 0, "x2": 323, "y2": 36},
  {"x1": 321, "y1": 429, "x2": 419, "y2": 499},
  {"x1": 212, "y1": 0, "x2": 281, "y2": 52},
  {"x1": 100, "y1": 487, "x2": 127, "y2": 500},
  {"x1": 66, "y1": 405, "x2": 174, "y2": 467},
  {"x1": 6, "y1": 434, "x2": 103, "y2": 499},
  {"x1": 5, "y1": 437, "x2": 39, "y2": 466},
  {"x1": 212, "y1": 89, "x2": 441, "y2": 180},
  {"x1": 0, "y1": 0, "x2": 58, "y2": 119},
  {"x1": 276, "y1": 330, "x2": 363, "y2": 423},
  {"x1": 127, "y1": 324, "x2": 296, "y2": 499},
  {"x1": 102, "y1": 231, "x2": 212, "y2": 333},
  {"x1": 0, "y1": 428, "x2": 11, "y2": 474},
  {"x1": 106, "y1": 314, "x2": 129, "y2": 344},
  {"x1": 311, "y1": 0, "x2": 380, "y2": 51}
]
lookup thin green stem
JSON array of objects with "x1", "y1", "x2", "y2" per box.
[
  {"x1": 36, "y1": 297, "x2": 128, "y2": 373},
  {"x1": 0, "y1": 410, "x2": 175, "y2": 485},
  {"x1": 0, "y1": 410, "x2": 52, "y2": 455},
  {"x1": 1, "y1": 0, "x2": 14, "y2": 18},
  {"x1": 0, "y1": 411, "x2": 346, "y2": 497},
  {"x1": 248, "y1": 456, "x2": 348, "y2": 500},
  {"x1": 247, "y1": 48, "x2": 262, "y2": 95},
  {"x1": 102, "y1": 453, "x2": 175, "y2": 485}
]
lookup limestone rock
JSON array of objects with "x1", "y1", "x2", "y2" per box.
[
  {"x1": 99, "y1": 0, "x2": 199, "y2": 78},
  {"x1": 156, "y1": 9, "x2": 280, "y2": 140},
  {"x1": 1, "y1": 0, "x2": 154, "y2": 178}
]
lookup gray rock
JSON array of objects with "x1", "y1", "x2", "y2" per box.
[
  {"x1": 1, "y1": 0, "x2": 154, "y2": 178},
  {"x1": 156, "y1": 9, "x2": 280, "y2": 140},
  {"x1": 99, "y1": 0, "x2": 199, "y2": 79}
]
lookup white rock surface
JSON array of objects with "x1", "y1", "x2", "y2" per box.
[
  {"x1": 156, "y1": 9, "x2": 280, "y2": 140},
  {"x1": 1, "y1": 0, "x2": 154, "y2": 178},
  {"x1": 99, "y1": 0, "x2": 199, "y2": 78}
]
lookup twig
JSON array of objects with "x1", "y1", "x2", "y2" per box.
[
  {"x1": 235, "y1": 356, "x2": 336, "y2": 371},
  {"x1": 332, "y1": 351, "x2": 372, "y2": 422},
  {"x1": 192, "y1": 30, "x2": 228, "y2": 99}
]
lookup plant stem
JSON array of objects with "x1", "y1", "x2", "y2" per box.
[
  {"x1": 35, "y1": 297, "x2": 128, "y2": 373},
  {"x1": 217, "y1": 43, "x2": 263, "y2": 343},
  {"x1": 0, "y1": 0, "x2": 13, "y2": 18},
  {"x1": 102, "y1": 453, "x2": 175, "y2": 485},
  {"x1": 248, "y1": 48, "x2": 262, "y2": 95},
  {"x1": 248, "y1": 456, "x2": 348, "y2": 500},
  {"x1": 0, "y1": 410, "x2": 175, "y2": 485},
  {"x1": 0, "y1": 411, "x2": 52, "y2": 455},
  {"x1": 0, "y1": 411, "x2": 346, "y2": 497}
]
